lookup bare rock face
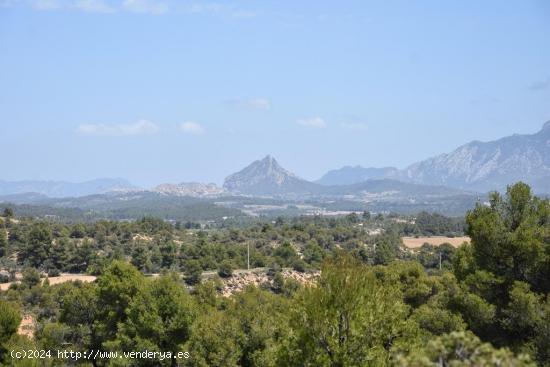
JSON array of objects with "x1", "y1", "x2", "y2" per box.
[
  {"x1": 318, "y1": 122, "x2": 550, "y2": 194},
  {"x1": 223, "y1": 155, "x2": 320, "y2": 195},
  {"x1": 400, "y1": 122, "x2": 550, "y2": 193}
]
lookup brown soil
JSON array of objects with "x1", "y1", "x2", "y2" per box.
[
  {"x1": 0, "y1": 273, "x2": 96, "y2": 291},
  {"x1": 17, "y1": 314, "x2": 34, "y2": 338}
]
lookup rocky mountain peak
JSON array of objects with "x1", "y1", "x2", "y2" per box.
[
  {"x1": 223, "y1": 156, "x2": 315, "y2": 195},
  {"x1": 255, "y1": 155, "x2": 295, "y2": 178}
]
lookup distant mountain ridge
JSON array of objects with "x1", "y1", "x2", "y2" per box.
[
  {"x1": 222, "y1": 155, "x2": 471, "y2": 201},
  {"x1": 1, "y1": 157, "x2": 482, "y2": 218},
  {"x1": 318, "y1": 122, "x2": 550, "y2": 193},
  {"x1": 153, "y1": 182, "x2": 225, "y2": 197},
  {"x1": 3, "y1": 123, "x2": 545, "y2": 210},
  {"x1": 400, "y1": 122, "x2": 550, "y2": 193},
  {"x1": 0, "y1": 178, "x2": 137, "y2": 198},
  {"x1": 316, "y1": 166, "x2": 399, "y2": 185}
]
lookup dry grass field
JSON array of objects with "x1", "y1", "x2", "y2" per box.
[
  {"x1": 0, "y1": 273, "x2": 96, "y2": 291},
  {"x1": 402, "y1": 236, "x2": 470, "y2": 249}
]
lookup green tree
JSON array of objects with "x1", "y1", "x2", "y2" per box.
[
  {"x1": 95, "y1": 261, "x2": 144, "y2": 345},
  {"x1": 274, "y1": 242, "x2": 298, "y2": 265},
  {"x1": 184, "y1": 311, "x2": 242, "y2": 367},
  {"x1": 0, "y1": 228, "x2": 7, "y2": 258},
  {"x1": 303, "y1": 240, "x2": 324, "y2": 265},
  {"x1": 280, "y1": 255, "x2": 419, "y2": 366},
  {"x1": 184, "y1": 260, "x2": 203, "y2": 285},
  {"x1": 37, "y1": 322, "x2": 71, "y2": 354},
  {"x1": 2, "y1": 207, "x2": 14, "y2": 218},
  {"x1": 159, "y1": 241, "x2": 177, "y2": 268},
  {"x1": 58, "y1": 281, "x2": 98, "y2": 353},
  {"x1": 374, "y1": 242, "x2": 397, "y2": 265},
  {"x1": 466, "y1": 182, "x2": 550, "y2": 293},
  {"x1": 411, "y1": 305, "x2": 465, "y2": 336},
  {"x1": 20, "y1": 223, "x2": 53, "y2": 268},
  {"x1": 114, "y1": 275, "x2": 196, "y2": 366},
  {"x1": 395, "y1": 331, "x2": 535, "y2": 367},
  {"x1": 227, "y1": 287, "x2": 291, "y2": 367},
  {"x1": 21, "y1": 267, "x2": 41, "y2": 288},
  {"x1": 131, "y1": 242, "x2": 150, "y2": 272},
  {"x1": 0, "y1": 300, "x2": 21, "y2": 362},
  {"x1": 218, "y1": 260, "x2": 234, "y2": 278},
  {"x1": 459, "y1": 183, "x2": 550, "y2": 364},
  {"x1": 70, "y1": 223, "x2": 87, "y2": 238}
]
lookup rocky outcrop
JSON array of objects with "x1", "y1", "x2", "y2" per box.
[
  {"x1": 220, "y1": 269, "x2": 319, "y2": 297},
  {"x1": 153, "y1": 182, "x2": 225, "y2": 197}
]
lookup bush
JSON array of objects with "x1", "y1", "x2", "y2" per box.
[
  {"x1": 21, "y1": 268, "x2": 41, "y2": 288},
  {"x1": 47, "y1": 268, "x2": 60, "y2": 277},
  {"x1": 218, "y1": 261, "x2": 233, "y2": 278},
  {"x1": 184, "y1": 260, "x2": 203, "y2": 285},
  {"x1": 267, "y1": 262, "x2": 282, "y2": 277},
  {"x1": 291, "y1": 258, "x2": 306, "y2": 273}
]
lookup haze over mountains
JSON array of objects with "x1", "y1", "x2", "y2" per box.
[
  {"x1": 318, "y1": 122, "x2": 550, "y2": 194},
  {"x1": 316, "y1": 167, "x2": 400, "y2": 186},
  {"x1": 1, "y1": 122, "x2": 548, "y2": 203},
  {"x1": 400, "y1": 121, "x2": 550, "y2": 193},
  {"x1": 0, "y1": 178, "x2": 135, "y2": 198},
  {"x1": 219, "y1": 155, "x2": 469, "y2": 199}
]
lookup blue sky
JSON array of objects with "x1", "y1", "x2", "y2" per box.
[{"x1": 1, "y1": 0, "x2": 549, "y2": 187}]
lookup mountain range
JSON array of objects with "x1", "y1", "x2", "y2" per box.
[
  {"x1": 220, "y1": 155, "x2": 472, "y2": 203},
  {"x1": 0, "y1": 178, "x2": 136, "y2": 198},
  {"x1": 318, "y1": 122, "x2": 550, "y2": 193},
  {"x1": 1, "y1": 122, "x2": 547, "y2": 203},
  {"x1": 316, "y1": 166, "x2": 399, "y2": 186}
]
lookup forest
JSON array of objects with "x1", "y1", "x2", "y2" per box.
[{"x1": 0, "y1": 182, "x2": 548, "y2": 366}]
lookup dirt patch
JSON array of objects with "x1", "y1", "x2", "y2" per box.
[
  {"x1": 46, "y1": 274, "x2": 96, "y2": 285},
  {"x1": 17, "y1": 314, "x2": 35, "y2": 338},
  {"x1": 0, "y1": 281, "x2": 14, "y2": 291},
  {"x1": 0, "y1": 273, "x2": 96, "y2": 291},
  {"x1": 402, "y1": 236, "x2": 470, "y2": 249}
]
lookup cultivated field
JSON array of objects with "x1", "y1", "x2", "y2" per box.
[{"x1": 402, "y1": 236, "x2": 470, "y2": 249}]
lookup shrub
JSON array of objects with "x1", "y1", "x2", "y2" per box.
[{"x1": 218, "y1": 261, "x2": 233, "y2": 278}]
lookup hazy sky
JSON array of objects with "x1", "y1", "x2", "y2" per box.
[{"x1": 1, "y1": 0, "x2": 549, "y2": 187}]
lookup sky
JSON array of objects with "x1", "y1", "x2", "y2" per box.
[{"x1": 1, "y1": 0, "x2": 549, "y2": 187}]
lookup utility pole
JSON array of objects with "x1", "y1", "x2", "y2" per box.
[
  {"x1": 439, "y1": 252, "x2": 442, "y2": 270},
  {"x1": 247, "y1": 242, "x2": 250, "y2": 270}
]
